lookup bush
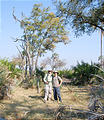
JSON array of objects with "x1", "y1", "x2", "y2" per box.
[
  {"x1": 35, "y1": 67, "x2": 45, "y2": 81},
  {"x1": 0, "y1": 64, "x2": 10, "y2": 99},
  {"x1": 24, "y1": 68, "x2": 45, "y2": 88},
  {"x1": 0, "y1": 59, "x2": 21, "y2": 78},
  {"x1": 0, "y1": 59, "x2": 22, "y2": 99},
  {"x1": 58, "y1": 69, "x2": 73, "y2": 79},
  {"x1": 71, "y1": 61, "x2": 99, "y2": 85}
]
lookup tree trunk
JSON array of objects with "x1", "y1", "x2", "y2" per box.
[
  {"x1": 27, "y1": 41, "x2": 32, "y2": 78},
  {"x1": 31, "y1": 40, "x2": 34, "y2": 75},
  {"x1": 37, "y1": 77, "x2": 40, "y2": 93},
  {"x1": 29, "y1": 65, "x2": 32, "y2": 78},
  {"x1": 25, "y1": 56, "x2": 28, "y2": 79},
  {"x1": 31, "y1": 51, "x2": 34, "y2": 77},
  {"x1": 35, "y1": 52, "x2": 39, "y2": 70}
]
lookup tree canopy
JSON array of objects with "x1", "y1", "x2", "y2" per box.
[
  {"x1": 54, "y1": 0, "x2": 104, "y2": 36},
  {"x1": 13, "y1": 4, "x2": 69, "y2": 78}
]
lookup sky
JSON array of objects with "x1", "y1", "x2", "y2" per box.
[{"x1": 0, "y1": 0, "x2": 103, "y2": 69}]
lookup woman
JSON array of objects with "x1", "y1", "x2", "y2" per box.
[{"x1": 52, "y1": 71, "x2": 62, "y2": 103}]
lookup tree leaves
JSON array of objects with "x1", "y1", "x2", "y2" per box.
[
  {"x1": 55, "y1": 0, "x2": 104, "y2": 36},
  {"x1": 14, "y1": 3, "x2": 69, "y2": 72}
]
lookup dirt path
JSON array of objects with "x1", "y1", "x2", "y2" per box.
[{"x1": 0, "y1": 86, "x2": 90, "y2": 120}]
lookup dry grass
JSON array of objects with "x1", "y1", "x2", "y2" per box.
[{"x1": 0, "y1": 85, "x2": 90, "y2": 120}]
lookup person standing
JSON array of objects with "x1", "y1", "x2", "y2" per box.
[
  {"x1": 43, "y1": 70, "x2": 53, "y2": 103},
  {"x1": 52, "y1": 71, "x2": 63, "y2": 103}
]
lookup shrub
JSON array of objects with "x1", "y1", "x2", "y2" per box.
[
  {"x1": 71, "y1": 61, "x2": 99, "y2": 85},
  {"x1": 0, "y1": 59, "x2": 21, "y2": 78},
  {"x1": 58, "y1": 69, "x2": 73, "y2": 79},
  {"x1": 0, "y1": 64, "x2": 10, "y2": 99},
  {"x1": 0, "y1": 59, "x2": 22, "y2": 99}
]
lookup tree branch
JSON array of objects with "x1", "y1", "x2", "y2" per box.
[{"x1": 12, "y1": 7, "x2": 21, "y2": 23}]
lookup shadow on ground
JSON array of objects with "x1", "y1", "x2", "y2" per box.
[{"x1": 0, "y1": 99, "x2": 90, "y2": 120}]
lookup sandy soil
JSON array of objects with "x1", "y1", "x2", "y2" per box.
[{"x1": 0, "y1": 85, "x2": 90, "y2": 120}]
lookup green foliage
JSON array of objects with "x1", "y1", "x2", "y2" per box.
[
  {"x1": 58, "y1": 69, "x2": 73, "y2": 79},
  {"x1": 0, "y1": 65, "x2": 7, "y2": 87},
  {"x1": 13, "y1": 3, "x2": 70, "y2": 80},
  {"x1": 0, "y1": 59, "x2": 21, "y2": 78},
  {"x1": 18, "y1": 3, "x2": 69, "y2": 59},
  {"x1": 0, "y1": 63, "x2": 10, "y2": 99},
  {"x1": 11, "y1": 68, "x2": 22, "y2": 78},
  {"x1": 55, "y1": 0, "x2": 104, "y2": 36},
  {"x1": 35, "y1": 67, "x2": 45, "y2": 80},
  {"x1": 71, "y1": 61, "x2": 99, "y2": 85},
  {"x1": 26, "y1": 68, "x2": 45, "y2": 88}
]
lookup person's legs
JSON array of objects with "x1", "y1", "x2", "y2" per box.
[
  {"x1": 56, "y1": 87, "x2": 62, "y2": 102},
  {"x1": 48, "y1": 84, "x2": 52, "y2": 100},
  {"x1": 53, "y1": 87, "x2": 57, "y2": 101},
  {"x1": 44, "y1": 85, "x2": 49, "y2": 101}
]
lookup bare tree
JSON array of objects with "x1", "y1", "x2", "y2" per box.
[{"x1": 40, "y1": 53, "x2": 66, "y2": 70}]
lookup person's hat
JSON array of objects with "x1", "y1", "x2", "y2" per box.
[
  {"x1": 53, "y1": 71, "x2": 58, "y2": 73},
  {"x1": 48, "y1": 70, "x2": 53, "y2": 72}
]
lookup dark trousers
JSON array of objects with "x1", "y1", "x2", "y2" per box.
[{"x1": 53, "y1": 87, "x2": 62, "y2": 102}]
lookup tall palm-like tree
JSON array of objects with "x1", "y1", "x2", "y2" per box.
[{"x1": 100, "y1": 30, "x2": 103, "y2": 68}]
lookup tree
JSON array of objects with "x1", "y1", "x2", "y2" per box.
[
  {"x1": 98, "y1": 56, "x2": 104, "y2": 68},
  {"x1": 54, "y1": 0, "x2": 104, "y2": 36},
  {"x1": 54, "y1": 0, "x2": 104, "y2": 68},
  {"x1": 13, "y1": 4, "x2": 69, "y2": 81},
  {"x1": 40, "y1": 52, "x2": 66, "y2": 70}
]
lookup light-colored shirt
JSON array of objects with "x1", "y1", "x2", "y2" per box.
[
  {"x1": 44, "y1": 73, "x2": 52, "y2": 84},
  {"x1": 52, "y1": 76, "x2": 62, "y2": 87}
]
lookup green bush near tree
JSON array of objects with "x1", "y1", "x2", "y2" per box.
[
  {"x1": 0, "y1": 59, "x2": 22, "y2": 99},
  {"x1": 0, "y1": 65, "x2": 8, "y2": 87},
  {"x1": 58, "y1": 69, "x2": 73, "y2": 79},
  {"x1": 0, "y1": 63, "x2": 10, "y2": 99},
  {"x1": 71, "y1": 61, "x2": 100, "y2": 85},
  {"x1": 58, "y1": 62, "x2": 101, "y2": 86},
  {"x1": 0, "y1": 59, "x2": 21, "y2": 78}
]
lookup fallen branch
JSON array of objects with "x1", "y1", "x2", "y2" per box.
[{"x1": 55, "y1": 105, "x2": 104, "y2": 120}]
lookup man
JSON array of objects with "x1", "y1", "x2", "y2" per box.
[
  {"x1": 52, "y1": 71, "x2": 62, "y2": 103},
  {"x1": 43, "y1": 70, "x2": 53, "y2": 103}
]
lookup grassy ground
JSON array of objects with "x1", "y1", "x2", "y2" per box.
[{"x1": 0, "y1": 85, "x2": 90, "y2": 120}]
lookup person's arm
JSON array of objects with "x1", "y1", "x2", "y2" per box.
[
  {"x1": 58, "y1": 76, "x2": 63, "y2": 86},
  {"x1": 43, "y1": 74, "x2": 48, "y2": 84}
]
